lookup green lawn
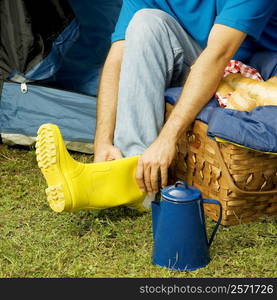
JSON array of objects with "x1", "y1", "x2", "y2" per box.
[{"x1": 0, "y1": 143, "x2": 276, "y2": 278}]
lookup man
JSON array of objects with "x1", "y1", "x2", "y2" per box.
[{"x1": 93, "y1": 0, "x2": 277, "y2": 195}]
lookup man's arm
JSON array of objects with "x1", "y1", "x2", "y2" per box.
[
  {"x1": 94, "y1": 41, "x2": 125, "y2": 162},
  {"x1": 136, "y1": 24, "x2": 247, "y2": 193}
]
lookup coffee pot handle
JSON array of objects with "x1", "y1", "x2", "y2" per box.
[{"x1": 202, "y1": 199, "x2": 223, "y2": 247}]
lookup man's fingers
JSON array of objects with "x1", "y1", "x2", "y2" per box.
[
  {"x1": 160, "y1": 165, "x2": 168, "y2": 188},
  {"x1": 143, "y1": 165, "x2": 152, "y2": 193},
  {"x1": 111, "y1": 148, "x2": 123, "y2": 160},
  {"x1": 150, "y1": 164, "x2": 160, "y2": 193},
  {"x1": 94, "y1": 146, "x2": 123, "y2": 162},
  {"x1": 136, "y1": 159, "x2": 146, "y2": 193},
  {"x1": 93, "y1": 153, "x2": 107, "y2": 163}
]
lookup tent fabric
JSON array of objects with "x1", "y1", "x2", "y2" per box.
[
  {"x1": 0, "y1": 0, "x2": 75, "y2": 81},
  {"x1": 49, "y1": 0, "x2": 122, "y2": 96},
  {"x1": 0, "y1": 0, "x2": 123, "y2": 153},
  {"x1": 1, "y1": 133, "x2": 94, "y2": 154},
  {"x1": 0, "y1": 0, "x2": 122, "y2": 93},
  {"x1": 22, "y1": 19, "x2": 80, "y2": 82},
  {"x1": 7, "y1": 19, "x2": 79, "y2": 83},
  {"x1": 0, "y1": 82, "x2": 96, "y2": 143}
]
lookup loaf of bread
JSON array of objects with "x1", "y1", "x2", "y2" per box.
[
  {"x1": 216, "y1": 74, "x2": 277, "y2": 111},
  {"x1": 267, "y1": 76, "x2": 277, "y2": 84}
]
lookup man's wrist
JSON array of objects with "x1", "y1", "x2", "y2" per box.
[
  {"x1": 94, "y1": 132, "x2": 113, "y2": 145},
  {"x1": 94, "y1": 138, "x2": 113, "y2": 151},
  {"x1": 159, "y1": 115, "x2": 188, "y2": 143},
  {"x1": 158, "y1": 128, "x2": 179, "y2": 145}
]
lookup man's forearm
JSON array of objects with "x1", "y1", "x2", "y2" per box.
[
  {"x1": 94, "y1": 42, "x2": 124, "y2": 148},
  {"x1": 94, "y1": 62, "x2": 120, "y2": 147},
  {"x1": 159, "y1": 48, "x2": 230, "y2": 142}
]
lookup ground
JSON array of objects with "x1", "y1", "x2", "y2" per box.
[{"x1": 0, "y1": 143, "x2": 276, "y2": 278}]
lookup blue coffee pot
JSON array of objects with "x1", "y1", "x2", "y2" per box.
[{"x1": 151, "y1": 181, "x2": 222, "y2": 271}]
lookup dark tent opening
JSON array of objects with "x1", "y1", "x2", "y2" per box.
[{"x1": 0, "y1": 0, "x2": 122, "y2": 153}]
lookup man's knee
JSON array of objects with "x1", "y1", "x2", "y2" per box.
[{"x1": 126, "y1": 9, "x2": 172, "y2": 41}]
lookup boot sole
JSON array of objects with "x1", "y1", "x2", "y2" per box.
[{"x1": 36, "y1": 124, "x2": 73, "y2": 212}]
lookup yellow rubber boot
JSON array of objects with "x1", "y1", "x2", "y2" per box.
[{"x1": 35, "y1": 123, "x2": 147, "y2": 213}]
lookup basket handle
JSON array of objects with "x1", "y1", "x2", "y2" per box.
[{"x1": 213, "y1": 141, "x2": 277, "y2": 195}]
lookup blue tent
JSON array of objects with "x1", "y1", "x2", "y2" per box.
[{"x1": 0, "y1": 0, "x2": 122, "y2": 153}]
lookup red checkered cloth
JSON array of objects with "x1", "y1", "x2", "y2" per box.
[{"x1": 216, "y1": 60, "x2": 264, "y2": 107}]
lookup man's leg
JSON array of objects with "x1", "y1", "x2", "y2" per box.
[{"x1": 114, "y1": 9, "x2": 202, "y2": 157}]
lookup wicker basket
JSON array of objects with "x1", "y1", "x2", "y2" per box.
[{"x1": 166, "y1": 103, "x2": 277, "y2": 226}]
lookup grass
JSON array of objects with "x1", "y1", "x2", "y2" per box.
[{"x1": 0, "y1": 143, "x2": 276, "y2": 278}]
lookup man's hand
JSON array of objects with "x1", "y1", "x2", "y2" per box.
[
  {"x1": 94, "y1": 144, "x2": 123, "y2": 162},
  {"x1": 136, "y1": 137, "x2": 176, "y2": 193}
]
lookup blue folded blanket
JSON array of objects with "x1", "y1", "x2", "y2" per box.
[
  {"x1": 207, "y1": 106, "x2": 277, "y2": 153},
  {"x1": 164, "y1": 88, "x2": 277, "y2": 154}
]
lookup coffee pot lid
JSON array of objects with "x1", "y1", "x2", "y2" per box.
[{"x1": 161, "y1": 181, "x2": 201, "y2": 203}]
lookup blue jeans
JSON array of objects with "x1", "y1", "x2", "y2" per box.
[{"x1": 114, "y1": 9, "x2": 202, "y2": 157}]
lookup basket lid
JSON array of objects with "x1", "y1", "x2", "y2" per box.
[{"x1": 161, "y1": 181, "x2": 201, "y2": 203}]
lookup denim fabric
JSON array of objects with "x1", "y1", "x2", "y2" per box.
[
  {"x1": 114, "y1": 9, "x2": 202, "y2": 157},
  {"x1": 249, "y1": 51, "x2": 277, "y2": 80}
]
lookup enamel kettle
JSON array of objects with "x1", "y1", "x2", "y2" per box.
[{"x1": 151, "y1": 181, "x2": 222, "y2": 271}]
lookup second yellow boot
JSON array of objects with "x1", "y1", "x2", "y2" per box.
[{"x1": 35, "y1": 124, "x2": 147, "y2": 213}]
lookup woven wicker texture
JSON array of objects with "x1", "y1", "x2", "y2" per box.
[{"x1": 166, "y1": 103, "x2": 277, "y2": 226}]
